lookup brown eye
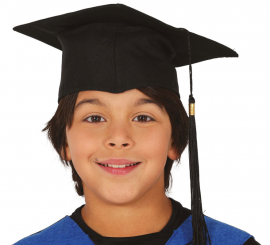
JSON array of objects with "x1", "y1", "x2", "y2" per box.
[
  {"x1": 134, "y1": 115, "x2": 155, "y2": 123},
  {"x1": 85, "y1": 115, "x2": 105, "y2": 123},
  {"x1": 84, "y1": 114, "x2": 155, "y2": 124}
]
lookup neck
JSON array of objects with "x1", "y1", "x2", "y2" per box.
[{"x1": 81, "y1": 192, "x2": 172, "y2": 237}]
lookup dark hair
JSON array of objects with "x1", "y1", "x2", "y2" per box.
[{"x1": 42, "y1": 86, "x2": 189, "y2": 196}]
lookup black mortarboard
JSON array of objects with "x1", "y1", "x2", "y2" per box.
[{"x1": 13, "y1": 3, "x2": 238, "y2": 245}]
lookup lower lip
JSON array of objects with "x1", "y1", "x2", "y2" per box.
[{"x1": 96, "y1": 162, "x2": 141, "y2": 175}]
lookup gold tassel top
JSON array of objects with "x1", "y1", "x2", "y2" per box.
[{"x1": 189, "y1": 103, "x2": 195, "y2": 116}]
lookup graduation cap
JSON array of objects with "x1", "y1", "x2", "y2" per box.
[{"x1": 13, "y1": 3, "x2": 238, "y2": 245}]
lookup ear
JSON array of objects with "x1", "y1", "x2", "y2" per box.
[
  {"x1": 61, "y1": 141, "x2": 72, "y2": 161},
  {"x1": 167, "y1": 138, "x2": 179, "y2": 160}
]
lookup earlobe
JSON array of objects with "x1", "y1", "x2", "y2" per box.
[
  {"x1": 168, "y1": 150, "x2": 179, "y2": 161},
  {"x1": 61, "y1": 143, "x2": 72, "y2": 161},
  {"x1": 168, "y1": 145, "x2": 179, "y2": 161},
  {"x1": 167, "y1": 138, "x2": 179, "y2": 160}
]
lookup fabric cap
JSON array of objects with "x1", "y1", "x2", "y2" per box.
[{"x1": 12, "y1": 3, "x2": 238, "y2": 103}]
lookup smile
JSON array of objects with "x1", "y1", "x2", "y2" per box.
[
  {"x1": 97, "y1": 162, "x2": 141, "y2": 168},
  {"x1": 96, "y1": 161, "x2": 142, "y2": 175}
]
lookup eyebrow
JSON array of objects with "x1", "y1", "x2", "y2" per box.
[{"x1": 74, "y1": 97, "x2": 165, "y2": 114}]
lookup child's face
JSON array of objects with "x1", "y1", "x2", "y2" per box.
[{"x1": 64, "y1": 89, "x2": 178, "y2": 204}]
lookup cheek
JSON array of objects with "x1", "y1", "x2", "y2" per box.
[
  {"x1": 67, "y1": 128, "x2": 97, "y2": 163},
  {"x1": 138, "y1": 127, "x2": 170, "y2": 162},
  {"x1": 136, "y1": 128, "x2": 170, "y2": 183},
  {"x1": 67, "y1": 129, "x2": 99, "y2": 189}
]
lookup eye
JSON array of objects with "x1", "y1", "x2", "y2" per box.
[
  {"x1": 84, "y1": 114, "x2": 155, "y2": 124},
  {"x1": 84, "y1": 115, "x2": 106, "y2": 123},
  {"x1": 133, "y1": 115, "x2": 155, "y2": 123}
]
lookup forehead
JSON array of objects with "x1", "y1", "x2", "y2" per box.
[
  {"x1": 75, "y1": 89, "x2": 166, "y2": 115},
  {"x1": 77, "y1": 89, "x2": 143, "y2": 101}
]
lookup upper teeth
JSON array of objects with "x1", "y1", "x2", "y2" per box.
[{"x1": 98, "y1": 162, "x2": 139, "y2": 168}]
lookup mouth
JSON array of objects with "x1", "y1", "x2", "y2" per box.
[{"x1": 96, "y1": 162, "x2": 141, "y2": 168}]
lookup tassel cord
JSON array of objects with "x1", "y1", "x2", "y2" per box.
[{"x1": 179, "y1": 28, "x2": 212, "y2": 245}]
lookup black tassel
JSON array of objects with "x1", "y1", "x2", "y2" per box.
[
  {"x1": 187, "y1": 95, "x2": 211, "y2": 245},
  {"x1": 181, "y1": 28, "x2": 212, "y2": 245}
]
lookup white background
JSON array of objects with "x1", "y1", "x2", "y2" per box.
[{"x1": 1, "y1": 1, "x2": 269, "y2": 244}]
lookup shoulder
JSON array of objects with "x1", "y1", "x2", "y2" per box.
[
  {"x1": 13, "y1": 216, "x2": 94, "y2": 245},
  {"x1": 203, "y1": 215, "x2": 257, "y2": 244},
  {"x1": 170, "y1": 214, "x2": 257, "y2": 245}
]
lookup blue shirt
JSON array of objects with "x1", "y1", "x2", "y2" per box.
[{"x1": 13, "y1": 198, "x2": 259, "y2": 245}]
